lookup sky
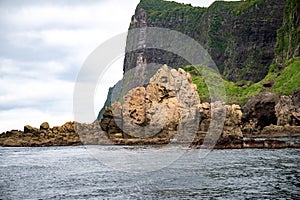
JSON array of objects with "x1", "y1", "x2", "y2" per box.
[{"x1": 0, "y1": 0, "x2": 231, "y2": 133}]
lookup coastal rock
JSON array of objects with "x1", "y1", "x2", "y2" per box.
[
  {"x1": 40, "y1": 122, "x2": 50, "y2": 130},
  {"x1": 261, "y1": 125, "x2": 300, "y2": 137},
  {"x1": 275, "y1": 92, "x2": 300, "y2": 126},
  {"x1": 242, "y1": 91, "x2": 277, "y2": 136},
  {"x1": 0, "y1": 121, "x2": 110, "y2": 147},
  {"x1": 101, "y1": 65, "x2": 201, "y2": 143},
  {"x1": 24, "y1": 125, "x2": 38, "y2": 134},
  {"x1": 195, "y1": 102, "x2": 243, "y2": 145},
  {"x1": 223, "y1": 104, "x2": 243, "y2": 138}
]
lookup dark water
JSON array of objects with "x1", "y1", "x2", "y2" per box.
[{"x1": 0, "y1": 146, "x2": 299, "y2": 199}]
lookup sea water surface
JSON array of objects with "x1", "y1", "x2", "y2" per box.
[{"x1": 0, "y1": 146, "x2": 299, "y2": 199}]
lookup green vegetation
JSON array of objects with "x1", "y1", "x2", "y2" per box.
[
  {"x1": 135, "y1": 0, "x2": 300, "y2": 104},
  {"x1": 267, "y1": 58, "x2": 300, "y2": 95},
  {"x1": 233, "y1": 0, "x2": 262, "y2": 15},
  {"x1": 135, "y1": 0, "x2": 284, "y2": 82},
  {"x1": 184, "y1": 57, "x2": 300, "y2": 104},
  {"x1": 275, "y1": 0, "x2": 300, "y2": 62}
]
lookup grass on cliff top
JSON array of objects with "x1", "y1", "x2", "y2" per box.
[{"x1": 184, "y1": 57, "x2": 300, "y2": 104}]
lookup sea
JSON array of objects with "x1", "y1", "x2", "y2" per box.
[{"x1": 0, "y1": 146, "x2": 299, "y2": 199}]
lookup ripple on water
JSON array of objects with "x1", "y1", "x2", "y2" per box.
[{"x1": 0, "y1": 147, "x2": 299, "y2": 199}]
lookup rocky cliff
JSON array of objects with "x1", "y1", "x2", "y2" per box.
[
  {"x1": 275, "y1": 0, "x2": 300, "y2": 63},
  {"x1": 124, "y1": 0, "x2": 286, "y2": 82}
]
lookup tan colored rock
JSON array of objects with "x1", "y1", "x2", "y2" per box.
[
  {"x1": 24, "y1": 125, "x2": 38, "y2": 133},
  {"x1": 62, "y1": 121, "x2": 75, "y2": 132},
  {"x1": 198, "y1": 102, "x2": 242, "y2": 139},
  {"x1": 275, "y1": 94, "x2": 300, "y2": 126},
  {"x1": 102, "y1": 65, "x2": 201, "y2": 143},
  {"x1": 223, "y1": 104, "x2": 243, "y2": 138},
  {"x1": 40, "y1": 122, "x2": 50, "y2": 130}
]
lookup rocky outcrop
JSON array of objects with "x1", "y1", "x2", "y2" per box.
[
  {"x1": 197, "y1": 102, "x2": 243, "y2": 138},
  {"x1": 192, "y1": 102, "x2": 243, "y2": 147},
  {"x1": 101, "y1": 65, "x2": 246, "y2": 145},
  {"x1": 0, "y1": 122, "x2": 110, "y2": 147},
  {"x1": 40, "y1": 122, "x2": 50, "y2": 130},
  {"x1": 101, "y1": 65, "x2": 201, "y2": 144},
  {"x1": 275, "y1": 90, "x2": 300, "y2": 126},
  {"x1": 242, "y1": 91, "x2": 278, "y2": 136},
  {"x1": 243, "y1": 89, "x2": 300, "y2": 138}
]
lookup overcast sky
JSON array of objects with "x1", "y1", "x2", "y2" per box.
[{"x1": 0, "y1": 0, "x2": 228, "y2": 133}]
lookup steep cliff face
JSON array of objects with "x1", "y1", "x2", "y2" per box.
[
  {"x1": 275, "y1": 0, "x2": 300, "y2": 63},
  {"x1": 124, "y1": 0, "x2": 286, "y2": 82}
]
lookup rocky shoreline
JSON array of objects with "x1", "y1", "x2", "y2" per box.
[
  {"x1": 1, "y1": 66, "x2": 299, "y2": 149},
  {"x1": 1, "y1": 122, "x2": 299, "y2": 148}
]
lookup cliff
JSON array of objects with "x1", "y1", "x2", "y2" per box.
[
  {"x1": 124, "y1": 0, "x2": 286, "y2": 82},
  {"x1": 97, "y1": 0, "x2": 299, "y2": 120},
  {"x1": 275, "y1": 0, "x2": 300, "y2": 63}
]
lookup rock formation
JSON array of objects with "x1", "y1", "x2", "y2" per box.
[
  {"x1": 260, "y1": 89, "x2": 300, "y2": 137},
  {"x1": 0, "y1": 122, "x2": 110, "y2": 147},
  {"x1": 101, "y1": 65, "x2": 201, "y2": 144},
  {"x1": 101, "y1": 65, "x2": 246, "y2": 146},
  {"x1": 242, "y1": 89, "x2": 300, "y2": 138},
  {"x1": 242, "y1": 91, "x2": 277, "y2": 135},
  {"x1": 275, "y1": 89, "x2": 300, "y2": 126}
]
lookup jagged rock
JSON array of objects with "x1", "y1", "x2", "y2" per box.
[
  {"x1": 0, "y1": 121, "x2": 111, "y2": 147},
  {"x1": 40, "y1": 122, "x2": 50, "y2": 130},
  {"x1": 223, "y1": 104, "x2": 243, "y2": 138},
  {"x1": 197, "y1": 102, "x2": 243, "y2": 140},
  {"x1": 24, "y1": 125, "x2": 38, "y2": 134},
  {"x1": 242, "y1": 91, "x2": 277, "y2": 135},
  {"x1": 102, "y1": 65, "x2": 245, "y2": 145},
  {"x1": 275, "y1": 93, "x2": 300, "y2": 126},
  {"x1": 101, "y1": 65, "x2": 200, "y2": 142},
  {"x1": 62, "y1": 121, "x2": 75, "y2": 132}
]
